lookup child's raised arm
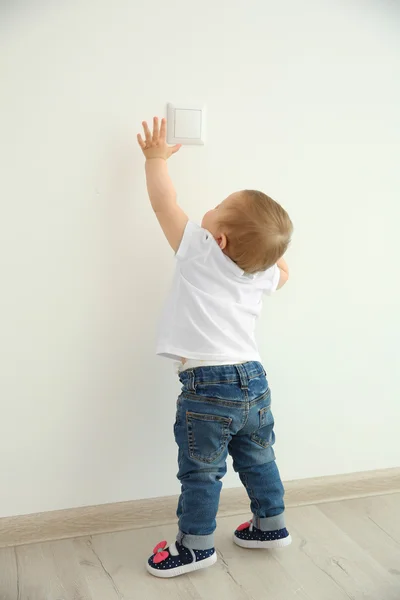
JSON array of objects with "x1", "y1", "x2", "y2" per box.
[{"x1": 137, "y1": 117, "x2": 188, "y2": 252}]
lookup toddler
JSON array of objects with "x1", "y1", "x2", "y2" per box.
[{"x1": 137, "y1": 117, "x2": 293, "y2": 578}]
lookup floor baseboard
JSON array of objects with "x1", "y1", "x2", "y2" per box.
[{"x1": 1, "y1": 467, "x2": 399, "y2": 548}]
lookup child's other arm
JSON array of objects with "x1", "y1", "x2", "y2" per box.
[
  {"x1": 138, "y1": 117, "x2": 188, "y2": 252},
  {"x1": 276, "y1": 258, "x2": 289, "y2": 289}
]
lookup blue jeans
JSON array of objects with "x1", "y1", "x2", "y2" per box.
[{"x1": 174, "y1": 362, "x2": 286, "y2": 550}]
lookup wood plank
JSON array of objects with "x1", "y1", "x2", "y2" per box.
[
  {"x1": 287, "y1": 504, "x2": 400, "y2": 600},
  {"x1": 1, "y1": 467, "x2": 399, "y2": 548},
  {"x1": 348, "y1": 493, "x2": 400, "y2": 545},
  {"x1": 188, "y1": 557, "x2": 251, "y2": 600},
  {"x1": 319, "y1": 494, "x2": 400, "y2": 574},
  {"x1": 215, "y1": 515, "x2": 318, "y2": 600},
  {"x1": 72, "y1": 537, "x2": 121, "y2": 600},
  {"x1": 232, "y1": 511, "x2": 350, "y2": 600},
  {"x1": 1, "y1": 493, "x2": 400, "y2": 599},
  {"x1": 15, "y1": 539, "x2": 92, "y2": 600},
  {"x1": 91, "y1": 524, "x2": 205, "y2": 600},
  {"x1": 0, "y1": 547, "x2": 18, "y2": 600},
  {"x1": 91, "y1": 514, "x2": 344, "y2": 600}
]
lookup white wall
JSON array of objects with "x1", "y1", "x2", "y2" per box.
[{"x1": 1, "y1": 0, "x2": 399, "y2": 519}]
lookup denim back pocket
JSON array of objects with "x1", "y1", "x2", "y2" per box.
[
  {"x1": 187, "y1": 412, "x2": 232, "y2": 464},
  {"x1": 250, "y1": 405, "x2": 275, "y2": 449}
]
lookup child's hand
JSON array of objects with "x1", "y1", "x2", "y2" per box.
[{"x1": 137, "y1": 117, "x2": 181, "y2": 160}]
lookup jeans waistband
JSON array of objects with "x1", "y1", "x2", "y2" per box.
[{"x1": 178, "y1": 361, "x2": 265, "y2": 389}]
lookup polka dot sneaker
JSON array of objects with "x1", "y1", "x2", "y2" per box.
[
  {"x1": 147, "y1": 539, "x2": 217, "y2": 578},
  {"x1": 233, "y1": 520, "x2": 292, "y2": 549}
]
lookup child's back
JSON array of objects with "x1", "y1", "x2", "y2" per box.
[
  {"x1": 137, "y1": 117, "x2": 293, "y2": 578},
  {"x1": 157, "y1": 221, "x2": 282, "y2": 362}
]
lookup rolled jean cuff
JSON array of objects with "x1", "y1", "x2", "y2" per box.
[
  {"x1": 253, "y1": 513, "x2": 286, "y2": 531},
  {"x1": 177, "y1": 530, "x2": 214, "y2": 550}
]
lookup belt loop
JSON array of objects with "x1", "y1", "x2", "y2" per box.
[
  {"x1": 236, "y1": 364, "x2": 249, "y2": 390},
  {"x1": 187, "y1": 369, "x2": 196, "y2": 393}
]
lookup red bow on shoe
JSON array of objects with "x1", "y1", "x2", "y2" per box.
[
  {"x1": 152, "y1": 540, "x2": 169, "y2": 564},
  {"x1": 237, "y1": 521, "x2": 251, "y2": 531}
]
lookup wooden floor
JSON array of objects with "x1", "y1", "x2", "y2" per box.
[{"x1": 1, "y1": 493, "x2": 399, "y2": 600}]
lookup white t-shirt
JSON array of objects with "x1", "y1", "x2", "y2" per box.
[{"x1": 156, "y1": 221, "x2": 280, "y2": 362}]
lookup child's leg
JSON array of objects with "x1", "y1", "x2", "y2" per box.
[
  {"x1": 147, "y1": 392, "x2": 234, "y2": 577},
  {"x1": 228, "y1": 395, "x2": 291, "y2": 548},
  {"x1": 174, "y1": 408, "x2": 229, "y2": 550},
  {"x1": 229, "y1": 434, "x2": 285, "y2": 525}
]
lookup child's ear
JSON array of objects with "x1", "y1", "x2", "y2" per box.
[{"x1": 217, "y1": 233, "x2": 227, "y2": 250}]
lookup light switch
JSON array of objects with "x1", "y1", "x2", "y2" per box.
[
  {"x1": 167, "y1": 103, "x2": 205, "y2": 145},
  {"x1": 175, "y1": 109, "x2": 202, "y2": 139}
]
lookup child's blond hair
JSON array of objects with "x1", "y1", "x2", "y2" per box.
[{"x1": 222, "y1": 190, "x2": 293, "y2": 274}]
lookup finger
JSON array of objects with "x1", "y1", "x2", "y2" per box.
[
  {"x1": 142, "y1": 121, "x2": 152, "y2": 145},
  {"x1": 171, "y1": 144, "x2": 182, "y2": 155},
  {"x1": 160, "y1": 118, "x2": 167, "y2": 142},
  {"x1": 152, "y1": 116, "x2": 159, "y2": 142},
  {"x1": 137, "y1": 133, "x2": 146, "y2": 149}
]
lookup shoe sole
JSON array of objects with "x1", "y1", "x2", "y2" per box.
[
  {"x1": 146, "y1": 553, "x2": 217, "y2": 578},
  {"x1": 233, "y1": 534, "x2": 292, "y2": 549}
]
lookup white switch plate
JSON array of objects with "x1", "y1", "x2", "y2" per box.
[{"x1": 167, "y1": 103, "x2": 205, "y2": 145}]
